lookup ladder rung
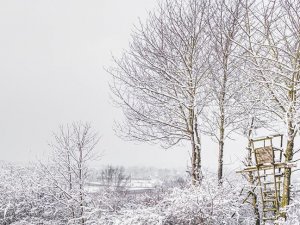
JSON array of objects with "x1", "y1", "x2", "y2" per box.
[
  {"x1": 263, "y1": 193, "x2": 280, "y2": 197},
  {"x1": 263, "y1": 198, "x2": 276, "y2": 202},
  {"x1": 259, "y1": 173, "x2": 283, "y2": 177},
  {"x1": 275, "y1": 173, "x2": 283, "y2": 177},
  {"x1": 259, "y1": 174, "x2": 270, "y2": 177},
  {"x1": 263, "y1": 181, "x2": 277, "y2": 184},
  {"x1": 263, "y1": 183, "x2": 282, "y2": 186},
  {"x1": 263, "y1": 208, "x2": 277, "y2": 212},
  {"x1": 263, "y1": 217, "x2": 276, "y2": 221}
]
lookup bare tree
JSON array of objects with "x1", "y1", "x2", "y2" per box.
[
  {"x1": 99, "y1": 165, "x2": 130, "y2": 191},
  {"x1": 203, "y1": 0, "x2": 246, "y2": 184},
  {"x1": 109, "y1": 0, "x2": 210, "y2": 185},
  {"x1": 44, "y1": 122, "x2": 100, "y2": 224},
  {"x1": 236, "y1": 0, "x2": 300, "y2": 214}
]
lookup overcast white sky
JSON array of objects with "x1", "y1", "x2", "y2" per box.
[{"x1": 0, "y1": 0, "x2": 249, "y2": 172}]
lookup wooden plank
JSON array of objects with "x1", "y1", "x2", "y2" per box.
[
  {"x1": 251, "y1": 136, "x2": 272, "y2": 142},
  {"x1": 236, "y1": 163, "x2": 296, "y2": 173},
  {"x1": 251, "y1": 134, "x2": 283, "y2": 142}
]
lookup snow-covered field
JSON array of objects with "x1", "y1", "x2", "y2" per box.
[{"x1": 86, "y1": 178, "x2": 162, "y2": 193}]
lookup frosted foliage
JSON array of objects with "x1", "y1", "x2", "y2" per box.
[
  {"x1": 1, "y1": 162, "x2": 300, "y2": 224},
  {"x1": 0, "y1": 163, "x2": 61, "y2": 224},
  {"x1": 280, "y1": 184, "x2": 300, "y2": 225},
  {"x1": 283, "y1": 201, "x2": 300, "y2": 225},
  {"x1": 98, "y1": 177, "x2": 255, "y2": 225}
]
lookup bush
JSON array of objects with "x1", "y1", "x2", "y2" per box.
[{"x1": 97, "y1": 176, "x2": 255, "y2": 225}]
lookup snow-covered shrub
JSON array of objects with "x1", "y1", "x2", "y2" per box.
[
  {"x1": 283, "y1": 201, "x2": 300, "y2": 225},
  {"x1": 0, "y1": 162, "x2": 60, "y2": 224},
  {"x1": 281, "y1": 183, "x2": 300, "y2": 225},
  {"x1": 97, "y1": 176, "x2": 255, "y2": 225}
]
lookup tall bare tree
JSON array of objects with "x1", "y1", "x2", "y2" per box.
[
  {"x1": 235, "y1": 0, "x2": 300, "y2": 214},
  {"x1": 203, "y1": 0, "x2": 245, "y2": 183},
  {"x1": 110, "y1": 0, "x2": 210, "y2": 184}
]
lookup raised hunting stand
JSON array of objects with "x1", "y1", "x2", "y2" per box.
[{"x1": 237, "y1": 134, "x2": 296, "y2": 223}]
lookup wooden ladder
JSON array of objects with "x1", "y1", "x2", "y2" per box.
[{"x1": 252, "y1": 135, "x2": 284, "y2": 223}]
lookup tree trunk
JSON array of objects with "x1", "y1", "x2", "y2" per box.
[
  {"x1": 281, "y1": 87, "x2": 296, "y2": 217},
  {"x1": 217, "y1": 92, "x2": 225, "y2": 184},
  {"x1": 191, "y1": 130, "x2": 201, "y2": 185},
  {"x1": 194, "y1": 115, "x2": 202, "y2": 183},
  {"x1": 218, "y1": 125, "x2": 224, "y2": 184},
  {"x1": 67, "y1": 152, "x2": 75, "y2": 219},
  {"x1": 245, "y1": 117, "x2": 260, "y2": 225},
  {"x1": 281, "y1": 121, "x2": 294, "y2": 213},
  {"x1": 78, "y1": 145, "x2": 85, "y2": 225},
  {"x1": 190, "y1": 110, "x2": 202, "y2": 185},
  {"x1": 217, "y1": 63, "x2": 227, "y2": 184}
]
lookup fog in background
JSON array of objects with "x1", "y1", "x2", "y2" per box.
[{"x1": 0, "y1": 0, "x2": 247, "y2": 171}]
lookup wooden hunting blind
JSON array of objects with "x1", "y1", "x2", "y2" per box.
[
  {"x1": 255, "y1": 146, "x2": 273, "y2": 165},
  {"x1": 237, "y1": 134, "x2": 296, "y2": 223}
]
